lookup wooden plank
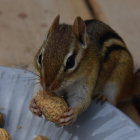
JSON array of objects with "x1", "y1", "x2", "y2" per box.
[
  {"x1": 0, "y1": 0, "x2": 91, "y2": 67},
  {"x1": 87, "y1": 0, "x2": 108, "y2": 22}
]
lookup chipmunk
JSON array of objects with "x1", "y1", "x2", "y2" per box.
[{"x1": 30, "y1": 15, "x2": 136, "y2": 126}]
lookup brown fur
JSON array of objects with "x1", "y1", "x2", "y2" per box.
[
  {"x1": 44, "y1": 24, "x2": 73, "y2": 88},
  {"x1": 33, "y1": 16, "x2": 139, "y2": 124}
]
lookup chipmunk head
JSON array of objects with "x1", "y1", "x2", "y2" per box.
[{"x1": 34, "y1": 15, "x2": 88, "y2": 91}]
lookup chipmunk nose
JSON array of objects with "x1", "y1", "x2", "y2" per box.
[{"x1": 44, "y1": 81, "x2": 55, "y2": 91}]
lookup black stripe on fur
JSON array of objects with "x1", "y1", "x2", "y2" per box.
[
  {"x1": 104, "y1": 45, "x2": 128, "y2": 61},
  {"x1": 85, "y1": 19, "x2": 94, "y2": 25},
  {"x1": 99, "y1": 31, "x2": 124, "y2": 46}
]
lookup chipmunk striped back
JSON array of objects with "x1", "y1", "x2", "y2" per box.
[
  {"x1": 85, "y1": 19, "x2": 134, "y2": 105},
  {"x1": 85, "y1": 19, "x2": 131, "y2": 61}
]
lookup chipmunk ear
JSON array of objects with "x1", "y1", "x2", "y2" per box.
[
  {"x1": 48, "y1": 15, "x2": 60, "y2": 34},
  {"x1": 72, "y1": 17, "x2": 87, "y2": 48}
]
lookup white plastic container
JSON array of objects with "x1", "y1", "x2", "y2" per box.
[{"x1": 0, "y1": 67, "x2": 140, "y2": 140}]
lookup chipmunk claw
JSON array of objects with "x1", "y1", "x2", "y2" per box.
[
  {"x1": 93, "y1": 94, "x2": 107, "y2": 105},
  {"x1": 58, "y1": 107, "x2": 77, "y2": 126}
]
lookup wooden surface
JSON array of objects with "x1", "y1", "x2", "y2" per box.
[{"x1": 0, "y1": 0, "x2": 91, "y2": 67}]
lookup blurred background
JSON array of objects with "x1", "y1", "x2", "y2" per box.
[
  {"x1": 0, "y1": 0, "x2": 91, "y2": 68},
  {"x1": 0, "y1": 0, "x2": 139, "y2": 69},
  {"x1": 0, "y1": 0, "x2": 140, "y2": 125}
]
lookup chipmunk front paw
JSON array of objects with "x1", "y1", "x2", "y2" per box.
[
  {"x1": 58, "y1": 107, "x2": 77, "y2": 126},
  {"x1": 29, "y1": 98, "x2": 42, "y2": 117}
]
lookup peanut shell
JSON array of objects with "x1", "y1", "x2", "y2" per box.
[
  {"x1": 35, "y1": 91, "x2": 68, "y2": 123},
  {"x1": 0, "y1": 128, "x2": 11, "y2": 140},
  {"x1": 33, "y1": 136, "x2": 48, "y2": 140}
]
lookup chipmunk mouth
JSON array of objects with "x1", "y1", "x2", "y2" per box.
[{"x1": 48, "y1": 80, "x2": 61, "y2": 91}]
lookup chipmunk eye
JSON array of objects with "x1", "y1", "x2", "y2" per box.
[
  {"x1": 65, "y1": 54, "x2": 75, "y2": 71},
  {"x1": 37, "y1": 53, "x2": 42, "y2": 67}
]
